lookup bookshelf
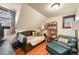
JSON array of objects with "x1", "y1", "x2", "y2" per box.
[{"x1": 44, "y1": 21, "x2": 57, "y2": 42}]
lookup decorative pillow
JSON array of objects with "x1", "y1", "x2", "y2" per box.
[
  {"x1": 17, "y1": 33, "x2": 25, "y2": 43},
  {"x1": 34, "y1": 32, "x2": 38, "y2": 36},
  {"x1": 32, "y1": 32, "x2": 42, "y2": 36},
  {"x1": 58, "y1": 37, "x2": 69, "y2": 44},
  {"x1": 37, "y1": 32, "x2": 42, "y2": 36},
  {"x1": 32, "y1": 32, "x2": 35, "y2": 36}
]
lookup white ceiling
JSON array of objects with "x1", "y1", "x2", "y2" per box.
[{"x1": 27, "y1": 3, "x2": 79, "y2": 18}]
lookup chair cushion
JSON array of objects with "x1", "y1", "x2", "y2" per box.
[
  {"x1": 53, "y1": 41, "x2": 70, "y2": 49},
  {"x1": 46, "y1": 42, "x2": 71, "y2": 54}
]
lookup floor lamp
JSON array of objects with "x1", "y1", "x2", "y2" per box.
[{"x1": 71, "y1": 20, "x2": 79, "y2": 54}]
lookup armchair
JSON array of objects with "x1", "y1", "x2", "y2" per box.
[{"x1": 46, "y1": 35, "x2": 77, "y2": 55}]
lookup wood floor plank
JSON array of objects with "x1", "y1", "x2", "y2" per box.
[{"x1": 15, "y1": 42, "x2": 51, "y2": 55}]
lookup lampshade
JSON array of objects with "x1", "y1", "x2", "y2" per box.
[{"x1": 71, "y1": 20, "x2": 79, "y2": 30}]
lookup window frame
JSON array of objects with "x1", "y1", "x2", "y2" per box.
[{"x1": 62, "y1": 15, "x2": 75, "y2": 29}]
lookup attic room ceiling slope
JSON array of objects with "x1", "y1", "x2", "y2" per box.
[{"x1": 27, "y1": 3, "x2": 79, "y2": 18}]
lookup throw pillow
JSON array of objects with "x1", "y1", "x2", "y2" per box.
[
  {"x1": 17, "y1": 34, "x2": 25, "y2": 43},
  {"x1": 58, "y1": 37, "x2": 69, "y2": 44}
]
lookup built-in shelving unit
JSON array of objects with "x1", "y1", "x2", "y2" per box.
[{"x1": 44, "y1": 21, "x2": 57, "y2": 42}]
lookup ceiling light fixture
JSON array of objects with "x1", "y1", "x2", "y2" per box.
[{"x1": 51, "y1": 3, "x2": 61, "y2": 10}]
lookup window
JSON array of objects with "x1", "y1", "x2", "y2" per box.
[
  {"x1": 62, "y1": 15, "x2": 75, "y2": 29},
  {"x1": 0, "y1": 6, "x2": 15, "y2": 34}
]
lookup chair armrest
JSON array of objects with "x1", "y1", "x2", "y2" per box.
[{"x1": 68, "y1": 42, "x2": 76, "y2": 47}]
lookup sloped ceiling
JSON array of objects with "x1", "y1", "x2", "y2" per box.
[
  {"x1": 16, "y1": 4, "x2": 47, "y2": 30},
  {"x1": 28, "y1": 3, "x2": 79, "y2": 17}
]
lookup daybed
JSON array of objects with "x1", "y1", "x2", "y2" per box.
[{"x1": 17, "y1": 30, "x2": 45, "y2": 53}]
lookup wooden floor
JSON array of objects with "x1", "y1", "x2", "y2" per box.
[{"x1": 15, "y1": 42, "x2": 51, "y2": 55}]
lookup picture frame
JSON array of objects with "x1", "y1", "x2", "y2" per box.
[{"x1": 62, "y1": 15, "x2": 75, "y2": 29}]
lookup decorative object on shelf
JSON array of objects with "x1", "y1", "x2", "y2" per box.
[
  {"x1": 71, "y1": 20, "x2": 79, "y2": 54},
  {"x1": 63, "y1": 15, "x2": 75, "y2": 29}
]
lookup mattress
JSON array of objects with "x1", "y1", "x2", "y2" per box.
[{"x1": 26, "y1": 36, "x2": 45, "y2": 46}]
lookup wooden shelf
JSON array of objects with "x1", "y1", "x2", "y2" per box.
[{"x1": 44, "y1": 21, "x2": 57, "y2": 42}]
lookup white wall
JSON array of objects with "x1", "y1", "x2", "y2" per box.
[
  {"x1": 16, "y1": 4, "x2": 47, "y2": 30},
  {"x1": 76, "y1": 9, "x2": 79, "y2": 49},
  {"x1": 0, "y1": 3, "x2": 22, "y2": 25},
  {"x1": 76, "y1": 8, "x2": 79, "y2": 39},
  {"x1": 76, "y1": 8, "x2": 79, "y2": 20},
  {"x1": 48, "y1": 13, "x2": 75, "y2": 37}
]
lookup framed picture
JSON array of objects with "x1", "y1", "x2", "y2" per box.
[{"x1": 62, "y1": 15, "x2": 75, "y2": 28}]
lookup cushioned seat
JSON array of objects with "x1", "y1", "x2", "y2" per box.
[
  {"x1": 46, "y1": 41, "x2": 71, "y2": 55},
  {"x1": 53, "y1": 41, "x2": 70, "y2": 49}
]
